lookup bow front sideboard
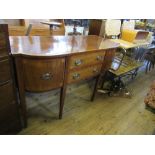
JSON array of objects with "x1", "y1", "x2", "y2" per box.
[{"x1": 10, "y1": 35, "x2": 119, "y2": 127}]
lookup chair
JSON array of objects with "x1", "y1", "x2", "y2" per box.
[
  {"x1": 104, "y1": 19, "x2": 121, "y2": 39},
  {"x1": 97, "y1": 47, "x2": 143, "y2": 98},
  {"x1": 144, "y1": 47, "x2": 155, "y2": 73}
]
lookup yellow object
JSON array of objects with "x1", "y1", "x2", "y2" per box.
[
  {"x1": 121, "y1": 29, "x2": 149, "y2": 43},
  {"x1": 111, "y1": 39, "x2": 150, "y2": 49},
  {"x1": 121, "y1": 30, "x2": 137, "y2": 42}
]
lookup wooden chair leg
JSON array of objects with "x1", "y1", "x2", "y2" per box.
[
  {"x1": 91, "y1": 75, "x2": 100, "y2": 102},
  {"x1": 145, "y1": 61, "x2": 149, "y2": 74},
  {"x1": 149, "y1": 62, "x2": 152, "y2": 71},
  {"x1": 59, "y1": 85, "x2": 67, "y2": 119}
]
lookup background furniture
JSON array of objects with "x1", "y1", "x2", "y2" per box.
[
  {"x1": 98, "y1": 47, "x2": 143, "y2": 98},
  {"x1": 88, "y1": 19, "x2": 103, "y2": 36},
  {"x1": 0, "y1": 24, "x2": 22, "y2": 134},
  {"x1": 8, "y1": 26, "x2": 27, "y2": 36},
  {"x1": 104, "y1": 19, "x2": 121, "y2": 38},
  {"x1": 10, "y1": 35, "x2": 119, "y2": 127},
  {"x1": 27, "y1": 25, "x2": 50, "y2": 36}
]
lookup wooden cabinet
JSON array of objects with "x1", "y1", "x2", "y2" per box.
[
  {"x1": 10, "y1": 35, "x2": 119, "y2": 124},
  {"x1": 22, "y1": 57, "x2": 65, "y2": 92},
  {"x1": 0, "y1": 24, "x2": 21, "y2": 134}
]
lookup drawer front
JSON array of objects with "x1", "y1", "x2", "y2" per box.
[
  {"x1": 23, "y1": 58, "x2": 65, "y2": 92},
  {"x1": 68, "y1": 51, "x2": 105, "y2": 70},
  {"x1": 0, "y1": 59, "x2": 11, "y2": 85},
  {"x1": 67, "y1": 64, "x2": 102, "y2": 84}
]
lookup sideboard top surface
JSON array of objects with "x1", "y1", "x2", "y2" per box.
[{"x1": 10, "y1": 35, "x2": 119, "y2": 57}]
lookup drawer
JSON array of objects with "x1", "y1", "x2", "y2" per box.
[
  {"x1": 0, "y1": 59, "x2": 11, "y2": 85},
  {"x1": 68, "y1": 51, "x2": 105, "y2": 70},
  {"x1": 67, "y1": 64, "x2": 102, "y2": 84},
  {"x1": 23, "y1": 58, "x2": 65, "y2": 92}
]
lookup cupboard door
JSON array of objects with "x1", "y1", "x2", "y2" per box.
[{"x1": 23, "y1": 58, "x2": 65, "y2": 92}]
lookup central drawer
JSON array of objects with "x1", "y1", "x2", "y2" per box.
[
  {"x1": 68, "y1": 51, "x2": 105, "y2": 70},
  {"x1": 67, "y1": 64, "x2": 102, "y2": 84},
  {"x1": 23, "y1": 58, "x2": 65, "y2": 92}
]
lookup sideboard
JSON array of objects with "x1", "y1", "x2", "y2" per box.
[{"x1": 10, "y1": 35, "x2": 119, "y2": 127}]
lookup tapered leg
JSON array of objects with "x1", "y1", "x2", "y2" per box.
[
  {"x1": 59, "y1": 85, "x2": 67, "y2": 119},
  {"x1": 91, "y1": 75, "x2": 100, "y2": 102}
]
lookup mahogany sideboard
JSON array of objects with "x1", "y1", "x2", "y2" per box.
[
  {"x1": 0, "y1": 24, "x2": 22, "y2": 134},
  {"x1": 10, "y1": 35, "x2": 119, "y2": 127}
]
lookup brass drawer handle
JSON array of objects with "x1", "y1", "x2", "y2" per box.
[
  {"x1": 75, "y1": 59, "x2": 83, "y2": 66},
  {"x1": 41, "y1": 72, "x2": 53, "y2": 80},
  {"x1": 96, "y1": 55, "x2": 103, "y2": 61},
  {"x1": 93, "y1": 68, "x2": 99, "y2": 73},
  {"x1": 72, "y1": 73, "x2": 80, "y2": 79}
]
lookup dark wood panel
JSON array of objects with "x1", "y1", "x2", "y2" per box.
[
  {"x1": 0, "y1": 82, "x2": 21, "y2": 134},
  {"x1": 0, "y1": 119, "x2": 21, "y2": 135},
  {"x1": 0, "y1": 81, "x2": 15, "y2": 110},
  {"x1": 23, "y1": 58, "x2": 65, "y2": 92},
  {"x1": 0, "y1": 59, "x2": 11, "y2": 84},
  {"x1": 0, "y1": 24, "x2": 21, "y2": 134}
]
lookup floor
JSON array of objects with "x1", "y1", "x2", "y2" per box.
[{"x1": 19, "y1": 65, "x2": 155, "y2": 135}]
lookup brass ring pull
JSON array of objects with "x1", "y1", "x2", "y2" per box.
[
  {"x1": 75, "y1": 59, "x2": 83, "y2": 66},
  {"x1": 96, "y1": 55, "x2": 103, "y2": 61},
  {"x1": 41, "y1": 72, "x2": 53, "y2": 80},
  {"x1": 93, "y1": 68, "x2": 99, "y2": 73},
  {"x1": 72, "y1": 73, "x2": 80, "y2": 79}
]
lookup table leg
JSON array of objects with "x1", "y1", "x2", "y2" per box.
[
  {"x1": 59, "y1": 85, "x2": 67, "y2": 119},
  {"x1": 91, "y1": 75, "x2": 100, "y2": 102}
]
